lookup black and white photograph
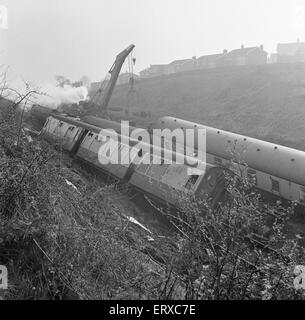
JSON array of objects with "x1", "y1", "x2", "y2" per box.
[{"x1": 1, "y1": 0, "x2": 305, "y2": 304}]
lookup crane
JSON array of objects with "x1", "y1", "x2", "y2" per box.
[
  {"x1": 91, "y1": 44, "x2": 135, "y2": 118},
  {"x1": 29, "y1": 44, "x2": 136, "y2": 128}
]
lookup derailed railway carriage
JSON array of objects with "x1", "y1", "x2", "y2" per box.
[
  {"x1": 41, "y1": 115, "x2": 226, "y2": 208},
  {"x1": 154, "y1": 116, "x2": 305, "y2": 207},
  {"x1": 129, "y1": 152, "x2": 225, "y2": 207}
]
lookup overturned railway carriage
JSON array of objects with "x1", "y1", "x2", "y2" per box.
[
  {"x1": 154, "y1": 116, "x2": 305, "y2": 207},
  {"x1": 129, "y1": 154, "x2": 225, "y2": 207},
  {"x1": 41, "y1": 115, "x2": 226, "y2": 208}
]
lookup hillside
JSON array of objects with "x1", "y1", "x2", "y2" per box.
[
  {"x1": 2, "y1": 94, "x2": 305, "y2": 300},
  {"x1": 109, "y1": 63, "x2": 305, "y2": 151}
]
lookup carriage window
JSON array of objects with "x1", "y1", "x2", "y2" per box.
[
  {"x1": 73, "y1": 129, "x2": 80, "y2": 139},
  {"x1": 96, "y1": 134, "x2": 104, "y2": 142},
  {"x1": 185, "y1": 175, "x2": 199, "y2": 190},
  {"x1": 271, "y1": 177, "x2": 280, "y2": 193},
  {"x1": 172, "y1": 137, "x2": 177, "y2": 152},
  {"x1": 88, "y1": 132, "x2": 94, "y2": 137}
]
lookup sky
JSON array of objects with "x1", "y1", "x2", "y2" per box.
[{"x1": 1, "y1": 0, "x2": 305, "y2": 84}]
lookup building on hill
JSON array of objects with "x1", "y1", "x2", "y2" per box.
[
  {"x1": 222, "y1": 45, "x2": 267, "y2": 66},
  {"x1": 196, "y1": 50, "x2": 227, "y2": 69},
  {"x1": 139, "y1": 45, "x2": 267, "y2": 79},
  {"x1": 139, "y1": 68, "x2": 150, "y2": 78},
  {"x1": 164, "y1": 57, "x2": 197, "y2": 74},
  {"x1": 139, "y1": 58, "x2": 197, "y2": 79},
  {"x1": 277, "y1": 40, "x2": 305, "y2": 63},
  {"x1": 139, "y1": 64, "x2": 167, "y2": 78}
]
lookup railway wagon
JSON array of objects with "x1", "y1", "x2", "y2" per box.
[
  {"x1": 154, "y1": 116, "x2": 305, "y2": 207},
  {"x1": 129, "y1": 155, "x2": 225, "y2": 208},
  {"x1": 42, "y1": 115, "x2": 135, "y2": 179},
  {"x1": 41, "y1": 114, "x2": 101, "y2": 153},
  {"x1": 75, "y1": 126, "x2": 140, "y2": 180},
  {"x1": 41, "y1": 115, "x2": 226, "y2": 208}
]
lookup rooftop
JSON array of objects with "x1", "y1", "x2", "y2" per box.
[
  {"x1": 168, "y1": 58, "x2": 193, "y2": 65},
  {"x1": 227, "y1": 46, "x2": 265, "y2": 57},
  {"x1": 197, "y1": 53, "x2": 224, "y2": 60}
]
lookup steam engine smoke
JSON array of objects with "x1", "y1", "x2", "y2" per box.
[{"x1": 36, "y1": 83, "x2": 89, "y2": 110}]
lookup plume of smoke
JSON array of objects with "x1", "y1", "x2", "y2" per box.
[
  {"x1": 1, "y1": 71, "x2": 90, "y2": 111},
  {"x1": 35, "y1": 83, "x2": 89, "y2": 109}
]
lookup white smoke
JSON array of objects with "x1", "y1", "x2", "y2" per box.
[
  {"x1": 1, "y1": 71, "x2": 91, "y2": 111},
  {"x1": 36, "y1": 83, "x2": 89, "y2": 109}
]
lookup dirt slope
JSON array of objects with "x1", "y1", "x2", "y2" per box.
[{"x1": 109, "y1": 63, "x2": 305, "y2": 151}]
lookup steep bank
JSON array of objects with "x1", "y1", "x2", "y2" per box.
[{"x1": 109, "y1": 63, "x2": 305, "y2": 151}]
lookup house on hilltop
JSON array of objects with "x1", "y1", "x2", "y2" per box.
[
  {"x1": 139, "y1": 58, "x2": 196, "y2": 78},
  {"x1": 165, "y1": 57, "x2": 196, "y2": 74},
  {"x1": 196, "y1": 50, "x2": 227, "y2": 69},
  {"x1": 277, "y1": 40, "x2": 305, "y2": 63},
  {"x1": 139, "y1": 44, "x2": 268, "y2": 79},
  {"x1": 139, "y1": 64, "x2": 167, "y2": 78},
  {"x1": 222, "y1": 45, "x2": 267, "y2": 66}
]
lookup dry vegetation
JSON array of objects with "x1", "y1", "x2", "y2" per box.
[
  {"x1": 1, "y1": 63, "x2": 305, "y2": 299},
  {"x1": 0, "y1": 102, "x2": 163, "y2": 299},
  {"x1": 0, "y1": 97, "x2": 305, "y2": 300}
]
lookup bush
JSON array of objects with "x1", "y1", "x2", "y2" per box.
[
  {"x1": 0, "y1": 103, "x2": 164, "y2": 300},
  {"x1": 1, "y1": 101, "x2": 305, "y2": 300},
  {"x1": 161, "y1": 163, "x2": 305, "y2": 299}
]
